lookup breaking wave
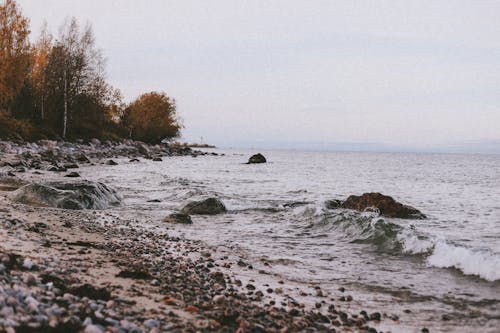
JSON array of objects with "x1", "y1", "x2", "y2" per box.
[{"x1": 299, "y1": 207, "x2": 500, "y2": 282}]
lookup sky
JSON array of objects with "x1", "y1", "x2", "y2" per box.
[{"x1": 16, "y1": 0, "x2": 500, "y2": 152}]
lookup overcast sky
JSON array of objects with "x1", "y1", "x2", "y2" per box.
[{"x1": 17, "y1": 0, "x2": 500, "y2": 151}]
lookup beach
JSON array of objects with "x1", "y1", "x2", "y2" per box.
[
  {"x1": 0, "y1": 140, "x2": 394, "y2": 333},
  {"x1": 1, "y1": 140, "x2": 499, "y2": 333}
]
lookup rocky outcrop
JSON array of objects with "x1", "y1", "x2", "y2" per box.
[
  {"x1": 11, "y1": 180, "x2": 121, "y2": 210},
  {"x1": 247, "y1": 153, "x2": 266, "y2": 164},
  {"x1": 336, "y1": 192, "x2": 426, "y2": 219},
  {"x1": 181, "y1": 198, "x2": 226, "y2": 215},
  {"x1": 164, "y1": 213, "x2": 193, "y2": 224}
]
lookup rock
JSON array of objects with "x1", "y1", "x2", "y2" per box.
[
  {"x1": 325, "y1": 199, "x2": 342, "y2": 209},
  {"x1": 135, "y1": 142, "x2": 150, "y2": 156},
  {"x1": 247, "y1": 153, "x2": 266, "y2": 164},
  {"x1": 76, "y1": 153, "x2": 91, "y2": 163},
  {"x1": 283, "y1": 201, "x2": 312, "y2": 208},
  {"x1": 84, "y1": 324, "x2": 105, "y2": 333},
  {"x1": 152, "y1": 157, "x2": 162, "y2": 161},
  {"x1": 340, "y1": 192, "x2": 426, "y2": 219},
  {"x1": 164, "y1": 213, "x2": 193, "y2": 224},
  {"x1": 70, "y1": 284, "x2": 111, "y2": 300},
  {"x1": 64, "y1": 163, "x2": 79, "y2": 169},
  {"x1": 106, "y1": 159, "x2": 118, "y2": 165},
  {"x1": 11, "y1": 180, "x2": 121, "y2": 210},
  {"x1": 129, "y1": 158, "x2": 140, "y2": 163},
  {"x1": 65, "y1": 172, "x2": 80, "y2": 178},
  {"x1": 181, "y1": 198, "x2": 226, "y2": 215}
]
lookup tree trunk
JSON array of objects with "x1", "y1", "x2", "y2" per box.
[
  {"x1": 41, "y1": 91, "x2": 44, "y2": 121},
  {"x1": 63, "y1": 69, "x2": 68, "y2": 139}
]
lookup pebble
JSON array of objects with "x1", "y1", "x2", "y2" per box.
[
  {"x1": 84, "y1": 324, "x2": 105, "y2": 333},
  {"x1": 23, "y1": 258, "x2": 33, "y2": 270}
]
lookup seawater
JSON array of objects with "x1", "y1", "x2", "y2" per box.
[{"x1": 84, "y1": 149, "x2": 500, "y2": 331}]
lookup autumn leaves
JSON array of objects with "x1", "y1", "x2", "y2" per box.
[{"x1": 0, "y1": 0, "x2": 181, "y2": 143}]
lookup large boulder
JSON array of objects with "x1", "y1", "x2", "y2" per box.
[
  {"x1": 11, "y1": 180, "x2": 121, "y2": 210},
  {"x1": 339, "y1": 192, "x2": 425, "y2": 219},
  {"x1": 181, "y1": 198, "x2": 226, "y2": 215},
  {"x1": 247, "y1": 153, "x2": 266, "y2": 164}
]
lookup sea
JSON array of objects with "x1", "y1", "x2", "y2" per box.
[{"x1": 83, "y1": 149, "x2": 500, "y2": 332}]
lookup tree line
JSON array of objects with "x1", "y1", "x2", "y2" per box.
[{"x1": 0, "y1": 0, "x2": 181, "y2": 143}]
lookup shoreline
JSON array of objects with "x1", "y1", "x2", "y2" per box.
[{"x1": 0, "y1": 140, "x2": 390, "y2": 332}]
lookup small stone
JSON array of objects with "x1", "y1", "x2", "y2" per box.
[
  {"x1": 24, "y1": 273, "x2": 37, "y2": 286},
  {"x1": 23, "y1": 258, "x2": 33, "y2": 270},
  {"x1": 84, "y1": 324, "x2": 104, "y2": 333},
  {"x1": 144, "y1": 319, "x2": 160, "y2": 328}
]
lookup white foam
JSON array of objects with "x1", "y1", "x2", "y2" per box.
[{"x1": 426, "y1": 241, "x2": 500, "y2": 282}]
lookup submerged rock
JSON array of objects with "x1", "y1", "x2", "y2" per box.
[
  {"x1": 181, "y1": 198, "x2": 226, "y2": 215},
  {"x1": 11, "y1": 180, "x2": 121, "y2": 210},
  {"x1": 164, "y1": 213, "x2": 192, "y2": 224},
  {"x1": 340, "y1": 192, "x2": 426, "y2": 219},
  {"x1": 247, "y1": 153, "x2": 266, "y2": 164}
]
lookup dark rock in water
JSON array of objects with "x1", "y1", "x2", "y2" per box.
[
  {"x1": 164, "y1": 213, "x2": 193, "y2": 224},
  {"x1": 283, "y1": 201, "x2": 312, "y2": 208},
  {"x1": 340, "y1": 192, "x2": 426, "y2": 219},
  {"x1": 129, "y1": 158, "x2": 140, "y2": 163},
  {"x1": 147, "y1": 199, "x2": 161, "y2": 203},
  {"x1": 48, "y1": 165, "x2": 67, "y2": 172},
  {"x1": 106, "y1": 159, "x2": 118, "y2": 165},
  {"x1": 181, "y1": 198, "x2": 226, "y2": 215},
  {"x1": 65, "y1": 172, "x2": 80, "y2": 178},
  {"x1": 325, "y1": 199, "x2": 342, "y2": 209},
  {"x1": 152, "y1": 157, "x2": 162, "y2": 161},
  {"x1": 11, "y1": 180, "x2": 121, "y2": 210},
  {"x1": 64, "y1": 163, "x2": 79, "y2": 169},
  {"x1": 247, "y1": 153, "x2": 267, "y2": 164}
]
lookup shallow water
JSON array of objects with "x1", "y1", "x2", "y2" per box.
[{"x1": 83, "y1": 149, "x2": 500, "y2": 331}]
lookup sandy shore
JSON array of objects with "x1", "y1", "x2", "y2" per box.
[{"x1": 0, "y1": 140, "x2": 423, "y2": 332}]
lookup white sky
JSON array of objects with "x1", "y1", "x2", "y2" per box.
[{"x1": 16, "y1": 0, "x2": 500, "y2": 150}]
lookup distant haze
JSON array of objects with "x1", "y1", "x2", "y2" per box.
[{"x1": 17, "y1": 1, "x2": 500, "y2": 153}]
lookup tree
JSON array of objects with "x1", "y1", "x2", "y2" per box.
[
  {"x1": 29, "y1": 21, "x2": 52, "y2": 121},
  {"x1": 44, "y1": 18, "x2": 109, "y2": 138},
  {"x1": 0, "y1": 0, "x2": 30, "y2": 111},
  {"x1": 123, "y1": 91, "x2": 181, "y2": 143}
]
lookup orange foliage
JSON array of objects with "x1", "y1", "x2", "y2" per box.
[
  {"x1": 0, "y1": 0, "x2": 30, "y2": 109},
  {"x1": 125, "y1": 91, "x2": 181, "y2": 143}
]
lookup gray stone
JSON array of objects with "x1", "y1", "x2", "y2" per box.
[{"x1": 181, "y1": 198, "x2": 226, "y2": 215}]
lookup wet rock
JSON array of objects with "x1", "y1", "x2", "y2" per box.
[
  {"x1": 64, "y1": 163, "x2": 79, "y2": 169},
  {"x1": 152, "y1": 157, "x2": 162, "y2": 162},
  {"x1": 339, "y1": 192, "x2": 426, "y2": 219},
  {"x1": 65, "y1": 172, "x2": 80, "y2": 178},
  {"x1": 164, "y1": 213, "x2": 193, "y2": 224},
  {"x1": 325, "y1": 199, "x2": 342, "y2": 209},
  {"x1": 106, "y1": 159, "x2": 118, "y2": 165},
  {"x1": 247, "y1": 153, "x2": 266, "y2": 164},
  {"x1": 181, "y1": 198, "x2": 226, "y2": 215},
  {"x1": 11, "y1": 180, "x2": 121, "y2": 210},
  {"x1": 283, "y1": 201, "x2": 312, "y2": 208}
]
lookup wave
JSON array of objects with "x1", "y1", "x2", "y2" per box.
[{"x1": 299, "y1": 208, "x2": 500, "y2": 282}]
